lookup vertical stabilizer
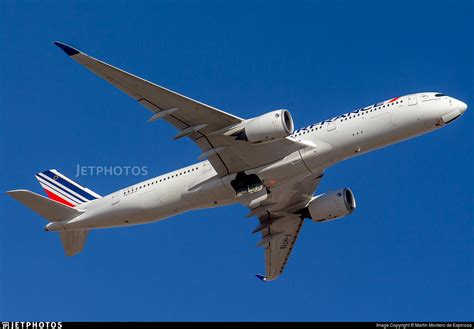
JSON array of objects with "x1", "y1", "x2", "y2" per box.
[{"x1": 35, "y1": 169, "x2": 101, "y2": 207}]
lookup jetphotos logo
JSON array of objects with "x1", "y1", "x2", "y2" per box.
[
  {"x1": 2, "y1": 323, "x2": 62, "y2": 329},
  {"x1": 75, "y1": 164, "x2": 148, "y2": 177}
]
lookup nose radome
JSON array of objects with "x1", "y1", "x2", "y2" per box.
[
  {"x1": 458, "y1": 100, "x2": 468, "y2": 114},
  {"x1": 451, "y1": 97, "x2": 467, "y2": 114}
]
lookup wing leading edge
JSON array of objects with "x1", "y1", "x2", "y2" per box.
[{"x1": 53, "y1": 41, "x2": 309, "y2": 176}]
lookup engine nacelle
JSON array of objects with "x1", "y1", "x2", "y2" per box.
[
  {"x1": 238, "y1": 109, "x2": 294, "y2": 143},
  {"x1": 304, "y1": 188, "x2": 356, "y2": 222}
]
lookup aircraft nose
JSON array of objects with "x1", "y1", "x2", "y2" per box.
[
  {"x1": 454, "y1": 98, "x2": 468, "y2": 114},
  {"x1": 458, "y1": 100, "x2": 468, "y2": 114}
]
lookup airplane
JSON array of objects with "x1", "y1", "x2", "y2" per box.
[{"x1": 7, "y1": 42, "x2": 468, "y2": 282}]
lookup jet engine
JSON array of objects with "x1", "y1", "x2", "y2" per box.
[
  {"x1": 300, "y1": 188, "x2": 356, "y2": 222},
  {"x1": 236, "y1": 109, "x2": 294, "y2": 143}
]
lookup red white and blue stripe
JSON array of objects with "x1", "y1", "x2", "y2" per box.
[{"x1": 35, "y1": 169, "x2": 101, "y2": 207}]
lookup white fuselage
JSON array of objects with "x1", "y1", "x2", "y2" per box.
[{"x1": 48, "y1": 92, "x2": 467, "y2": 231}]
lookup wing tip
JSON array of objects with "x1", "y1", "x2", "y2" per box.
[
  {"x1": 255, "y1": 274, "x2": 267, "y2": 282},
  {"x1": 53, "y1": 41, "x2": 80, "y2": 56},
  {"x1": 6, "y1": 189, "x2": 30, "y2": 196}
]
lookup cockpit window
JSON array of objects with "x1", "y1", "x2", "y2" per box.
[{"x1": 434, "y1": 93, "x2": 445, "y2": 97}]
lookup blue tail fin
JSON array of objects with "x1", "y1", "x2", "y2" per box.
[{"x1": 35, "y1": 169, "x2": 101, "y2": 207}]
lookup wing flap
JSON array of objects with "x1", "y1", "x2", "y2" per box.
[
  {"x1": 250, "y1": 173, "x2": 324, "y2": 281},
  {"x1": 262, "y1": 215, "x2": 305, "y2": 281}
]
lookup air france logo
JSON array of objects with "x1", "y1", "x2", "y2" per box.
[{"x1": 293, "y1": 97, "x2": 400, "y2": 134}]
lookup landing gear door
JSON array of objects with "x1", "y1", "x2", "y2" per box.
[
  {"x1": 231, "y1": 172, "x2": 264, "y2": 198},
  {"x1": 408, "y1": 94, "x2": 418, "y2": 106}
]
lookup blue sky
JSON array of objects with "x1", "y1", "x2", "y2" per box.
[{"x1": 1, "y1": 0, "x2": 472, "y2": 321}]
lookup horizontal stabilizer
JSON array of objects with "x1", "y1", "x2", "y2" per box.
[{"x1": 6, "y1": 190, "x2": 84, "y2": 222}]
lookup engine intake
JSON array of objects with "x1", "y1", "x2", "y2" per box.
[
  {"x1": 301, "y1": 188, "x2": 356, "y2": 222},
  {"x1": 236, "y1": 109, "x2": 294, "y2": 143}
]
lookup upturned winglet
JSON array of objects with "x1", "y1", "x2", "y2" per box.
[
  {"x1": 255, "y1": 274, "x2": 267, "y2": 282},
  {"x1": 53, "y1": 41, "x2": 80, "y2": 56}
]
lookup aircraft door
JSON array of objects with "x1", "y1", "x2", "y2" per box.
[
  {"x1": 327, "y1": 121, "x2": 336, "y2": 131},
  {"x1": 408, "y1": 94, "x2": 418, "y2": 106},
  {"x1": 202, "y1": 162, "x2": 213, "y2": 178},
  {"x1": 111, "y1": 192, "x2": 120, "y2": 205}
]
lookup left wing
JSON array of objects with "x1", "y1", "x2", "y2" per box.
[
  {"x1": 250, "y1": 173, "x2": 323, "y2": 282},
  {"x1": 257, "y1": 213, "x2": 305, "y2": 282},
  {"x1": 53, "y1": 42, "x2": 307, "y2": 176}
]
